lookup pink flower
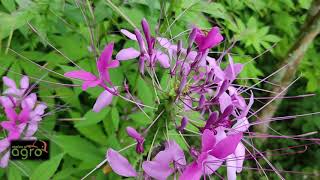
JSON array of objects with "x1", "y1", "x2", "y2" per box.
[
  {"x1": 64, "y1": 43, "x2": 119, "y2": 112},
  {"x1": 2, "y1": 76, "x2": 29, "y2": 97},
  {"x1": 1, "y1": 106, "x2": 29, "y2": 140},
  {"x1": 180, "y1": 129, "x2": 243, "y2": 180},
  {"x1": 194, "y1": 27, "x2": 223, "y2": 52},
  {"x1": 142, "y1": 140, "x2": 186, "y2": 180},
  {"x1": 65, "y1": 43, "x2": 119, "y2": 90}
]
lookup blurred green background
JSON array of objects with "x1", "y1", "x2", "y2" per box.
[{"x1": 0, "y1": 0, "x2": 319, "y2": 179}]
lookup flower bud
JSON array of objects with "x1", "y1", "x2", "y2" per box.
[{"x1": 177, "y1": 116, "x2": 188, "y2": 132}]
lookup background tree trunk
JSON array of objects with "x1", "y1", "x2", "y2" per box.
[{"x1": 255, "y1": 0, "x2": 320, "y2": 134}]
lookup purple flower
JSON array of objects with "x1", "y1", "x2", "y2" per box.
[
  {"x1": 64, "y1": 43, "x2": 118, "y2": 112},
  {"x1": 116, "y1": 19, "x2": 170, "y2": 69},
  {"x1": 126, "y1": 127, "x2": 145, "y2": 154},
  {"x1": 194, "y1": 27, "x2": 223, "y2": 52},
  {"x1": 142, "y1": 140, "x2": 186, "y2": 180},
  {"x1": 2, "y1": 76, "x2": 29, "y2": 97},
  {"x1": 1, "y1": 106, "x2": 29, "y2": 140},
  {"x1": 180, "y1": 129, "x2": 243, "y2": 180}
]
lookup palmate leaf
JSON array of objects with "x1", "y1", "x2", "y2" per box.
[
  {"x1": 228, "y1": 17, "x2": 281, "y2": 53},
  {"x1": 0, "y1": 2, "x2": 38, "y2": 38}
]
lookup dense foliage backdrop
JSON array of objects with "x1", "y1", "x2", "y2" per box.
[{"x1": 0, "y1": 0, "x2": 319, "y2": 179}]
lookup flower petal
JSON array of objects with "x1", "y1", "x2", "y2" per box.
[
  {"x1": 25, "y1": 122, "x2": 38, "y2": 137},
  {"x1": 142, "y1": 161, "x2": 173, "y2": 180},
  {"x1": 226, "y1": 154, "x2": 237, "y2": 180},
  {"x1": 0, "y1": 96, "x2": 14, "y2": 108},
  {"x1": 210, "y1": 133, "x2": 243, "y2": 159},
  {"x1": 3, "y1": 76, "x2": 17, "y2": 88},
  {"x1": 126, "y1": 127, "x2": 143, "y2": 142},
  {"x1": 106, "y1": 149, "x2": 137, "y2": 177},
  {"x1": 82, "y1": 80, "x2": 101, "y2": 91},
  {"x1": 4, "y1": 107, "x2": 18, "y2": 121},
  {"x1": 64, "y1": 70, "x2": 97, "y2": 81},
  {"x1": 0, "y1": 151, "x2": 10, "y2": 168},
  {"x1": 121, "y1": 29, "x2": 137, "y2": 41},
  {"x1": 156, "y1": 51, "x2": 170, "y2": 68},
  {"x1": 21, "y1": 93, "x2": 37, "y2": 109},
  {"x1": 179, "y1": 162, "x2": 202, "y2": 180},
  {"x1": 202, "y1": 155, "x2": 223, "y2": 175},
  {"x1": 18, "y1": 106, "x2": 30, "y2": 123},
  {"x1": 20, "y1": 76, "x2": 29, "y2": 89},
  {"x1": 108, "y1": 60, "x2": 120, "y2": 68},
  {"x1": 92, "y1": 90, "x2": 113, "y2": 112},
  {"x1": 116, "y1": 48, "x2": 140, "y2": 61},
  {"x1": 201, "y1": 129, "x2": 216, "y2": 152},
  {"x1": 234, "y1": 142, "x2": 245, "y2": 173},
  {"x1": 98, "y1": 43, "x2": 114, "y2": 82},
  {"x1": 0, "y1": 139, "x2": 10, "y2": 154}
]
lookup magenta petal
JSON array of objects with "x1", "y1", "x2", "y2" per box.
[
  {"x1": 116, "y1": 48, "x2": 140, "y2": 61},
  {"x1": 98, "y1": 43, "x2": 114, "y2": 82},
  {"x1": 4, "y1": 107, "x2": 17, "y2": 122},
  {"x1": 64, "y1": 70, "x2": 97, "y2": 81},
  {"x1": 201, "y1": 129, "x2": 216, "y2": 152},
  {"x1": 92, "y1": 90, "x2": 113, "y2": 112},
  {"x1": 156, "y1": 51, "x2": 170, "y2": 68},
  {"x1": 226, "y1": 154, "x2": 237, "y2": 180},
  {"x1": 179, "y1": 162, "x2": 202, "y2": 180},
  {"x1": 201, "y1": 27, "x2": 223, "y2": 50},
  {"x1": 82, "y1": 80, "x2": 101, "y2": 90},
  {"x1": 108, "y1": 60, "x2": 120, "y2": 68},
  {"x1": 1, "y1": 121, "x2": 14, "y2": 130},
  {"x1": 234, "y1": 142, "x2": 245, "y2": 173},
  {"x1": 210, "y1": 133, "x2": 243, "y2": 159},
  {"x1": 22, "y1": 93, "x2": 37, "y2": 109},
  {"x1": 3, "y1": 76, "x2": 16, "y2": 88},
  {"x1": 106, "y1": 149, "x2": 137, "y2": 177},
  {"x1": 120, "y1": 29, "x2": 137, "y2": 41},
  {"x1": 142, "y1": 161, "x2": 173, "y2": 180},
  {"x1": 18, "y1": 107, "x2": 30, "y2": 123}
]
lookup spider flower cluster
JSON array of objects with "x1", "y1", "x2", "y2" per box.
[
  {"x1": 65, "y1": 18, "x2": 254, "y2": 180},
  {"x1": 0, "y1": 76, "x2": 47, "y2": 167}
]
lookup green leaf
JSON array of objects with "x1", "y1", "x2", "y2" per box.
[
  {"x1": 111, "y1": 107, "x2": 120, "y2": 131},
  {"x1": 7, "y1": 163, "x2": 22, "y2": 180},
  {"x1": 137, "y1": 77, "x2": 154, "y2": 106},
  {"x1": 74, "y1": 107, "x2": 110, "y2": 127},
  {"x1": 76, "y1": 124, "x2": 108, "y2": 145},
  {"x1": 54, "y1": 135, "x2": 103, "y2": 163},
  {"x1": 30, "y1": 153, "x2": 64, "y2": 180},
  {"x1": 1, "y1": 0, "x2": 16, "y2": 12}
]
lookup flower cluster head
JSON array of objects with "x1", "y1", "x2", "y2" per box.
[
  {"x1": 64, "y1": 18, "x2": 255, "y2": 180},
  {"x1": 0, "y1": 76, "x2": 47, "y2": 167}
]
